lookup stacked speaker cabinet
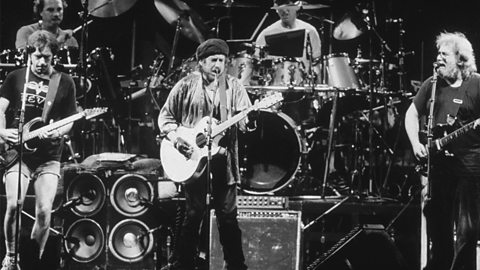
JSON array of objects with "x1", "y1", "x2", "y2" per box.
[
  {"x1": 62, "y1": 168, "x2": 160, "y2": 270},
  {"x1": 209, "y1": 209, "x2": 302, "y2": 270}
]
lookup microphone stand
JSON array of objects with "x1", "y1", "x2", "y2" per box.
[
  {"x1": 425, "y1": 65, "x2": 438, "y2": 202},
  {"x1": 14, "y1": 51, "x2": 32, "y2": 268},
  {"x1": 78, "y1": 0, "x2": 90, "y2": 159},
  {"x1": 204, "y1": 71, "x2": 218, "y2": 265}
]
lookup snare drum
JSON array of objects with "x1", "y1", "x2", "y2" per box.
[
  {"x1": 271, "y1": 57, "x2": 305, "y2": 86},
  {"x1": 228, "y1": 53, "x2": 257, "y2": 86}
]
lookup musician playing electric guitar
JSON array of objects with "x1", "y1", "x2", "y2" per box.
[
  {"x1": 158, "y1": 39, "x2": 250, "y2": 270},
  {"x1": 0, "y1": 30, "x2": 77, "y2": 270},
  {"x1": 405, "y1": 32, "x2": 480, "y2": 270}
]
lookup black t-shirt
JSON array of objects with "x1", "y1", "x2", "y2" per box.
[
  {"x1": 0, "y1": 67, "x2": 77, "y2": 167},
  {"x1": 413, "y1": 73, "x2": 480, "y2": 154}
]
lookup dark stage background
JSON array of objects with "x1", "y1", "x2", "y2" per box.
[
  {"x1": 1, "y1": 0, "x2": 480, "y2": 89},
  {"x1": 2, "y1": 1, "x2": 475, "y2": 269}
]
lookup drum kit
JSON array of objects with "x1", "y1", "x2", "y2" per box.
[{"x1": 170, "y1": 1, "x2": 412, "y2": 198}]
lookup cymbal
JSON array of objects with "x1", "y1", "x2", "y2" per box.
[
  {"x1": 241, "y1": 42, "x2": 268, "y2": 50},
  {"x1": 354, "y1": 58, "x2": 380, "y2": 64},
  {"x1": 89, "y1": 0, "x2": 138, "y2": 18},
  {"x1": 204, "y1": 1, "x2": 259, "y2": 8},
  {"x1": 154, "y1": 0, "x2": 207, "y2": 43},
  {"x1": 333, "y1": 15, "x2": 364, "y2": 40},
  {"x1": 296, "y1": 1, "x2": 330, "y2": 10}
]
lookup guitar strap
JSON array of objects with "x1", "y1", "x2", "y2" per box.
[
  {"x1": 42, "y1": 71, "x2": 61, "y2": 122},
  {"x1": 218, "y1": 75, "x2": 228, "y2": 122},
  {"x1": 450, "y1": 83, "x2": 467, "y2": 122}
]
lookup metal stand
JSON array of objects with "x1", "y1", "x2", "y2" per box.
[
  {"x1": 361, "y1": 5, "x2": 393, "y2": 200},
  {"x1": 321, "y1": 87, "x2": 339, "y2": 199},
  {"x1": 13, "y1": 50, "x2": 32, "y2": 268},
  {"x1": 167, "y1": 17, "x2": 183, "y2": 75},
  {"x1": 203, "y1": 72, "x2": 219, "y2": 266}
]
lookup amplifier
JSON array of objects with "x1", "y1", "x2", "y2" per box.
[
  {"x1": 236, "y1": 195, "x2": 288, "y2": 209},
  {"x1": 210, "y1": 209, "x2": 302, "y2": 270}
]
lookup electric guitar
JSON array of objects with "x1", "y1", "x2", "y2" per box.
[
  {"x1": 417, "y1": 118, "x2": 480, "y2": 172},
  {"x1": 160, "y1": 92, "x2": 283, "y2": 183},
  {"x1": 0, "y1": 107, "x2": 107, "y2": 170}
]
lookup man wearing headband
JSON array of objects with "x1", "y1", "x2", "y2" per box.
[
  {"x1": 158, "y1": 38, "x2": 250, "y2": 270},
  {"x1": 255, "y1": 0, "x2": 322, "y2": 74},
  {"x1": 16, "y1": 0, "x2": 78, "y2": 49}
]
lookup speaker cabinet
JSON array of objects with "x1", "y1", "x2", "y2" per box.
[
  {"x1": 209, "y1": 209, "x2": 302, "y2": 270},
  {"x1": 62, "y1": 169, "x2": 160, "y2": 270}
]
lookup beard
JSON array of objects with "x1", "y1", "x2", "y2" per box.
[{"x1": 438, "y1": 63, "x2": 460, "y2": 80}]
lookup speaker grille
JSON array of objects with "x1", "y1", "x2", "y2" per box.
[
  {"x1": 210, "y1": 209, "x2": 302, "y2": 270},
  {"x1": 64, "y1": 218, "x2": 105, "y2": 263}
]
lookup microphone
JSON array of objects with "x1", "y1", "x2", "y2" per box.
[
  {"x1": 213, "y1": 69, "x2": 220, "y2": 89},
  {"x1": 58, "y1": 196, "x2": 82, "y2": 210},
  {"x1": 433, "y1": 61, "x2": 442, "y2": 70},
  {"x1": 65, "y1": 236, "x2": 80, "y2": 245}
]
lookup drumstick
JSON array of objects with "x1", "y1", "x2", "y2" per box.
[{"x1": 72, "y1": 20, "x2": 93, "y2": 34}]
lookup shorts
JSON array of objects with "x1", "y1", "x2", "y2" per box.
[{"x1": 3, "y1": 160, "x2": 61, "y2": 184}]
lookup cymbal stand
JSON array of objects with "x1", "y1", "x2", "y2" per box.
[
  {"x1": 167, "y1": 16, "x2": 184, "y2": 75},
  {"x1": 215, "y1": 0, "x2": 234, "y2": 39},
  {"x1": 362, "y1": 6, "x2": 392, "y2": 199},
  {"x1": 388, "y1": 18, "x2": 413, "y2": 92},
  {"x1": 305, "y1": 32, "x2": 315, "y2": 89},
  {"x1": 297, "y1": 12, "x2": 335, "y2": 84},
  {"x1": 321, "y1": 87, "x2": 339, "y2": 199},
  {"x1": 78, "y1": 0, "x2": 90, "y2": 159}
]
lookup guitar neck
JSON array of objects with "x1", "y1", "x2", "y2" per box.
[
  {"x1": 436, "y1": 120, "x2": 477, "y2": 149},
  {"x1": 211, "y1": 107, "x2": 253, "y2": 138},
  {"x1": 25, "y1": 112, "x2": 84, "y2": 142}
]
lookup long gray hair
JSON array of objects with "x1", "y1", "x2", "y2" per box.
[{"x1": 436, "y1": 32, "x2": 477, "y2": 79}]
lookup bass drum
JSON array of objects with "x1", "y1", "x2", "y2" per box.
[{"x1": 239, "y1": 110, "x2": 301, "y2": 194}]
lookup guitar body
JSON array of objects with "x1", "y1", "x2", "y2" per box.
[
  {"x1": 417, "y1": 118, "x2": 480, "y2": 173},
  {"x1": 0, "y1": 108, "x2": 108, "y2": 171},
  {"x1": 0, "y1": 147, "x2": 20, "y2": 170},
  {"x1": 160, "y1": 92, "x2": 284, "y2": 183},
  {"x1": 161, "y1": 117, "x2": 222, "y2": 183}
]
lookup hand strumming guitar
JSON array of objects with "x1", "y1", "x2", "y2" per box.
[
  {"x1": 412, "y1": 141, "x2": 428, "y2": 160},
  {"x1": 0, "y1": 128, "x2": 19, "y2": 145},
  {"x1": 174, "y1": 136, "x2": 193, "y2": 159}
]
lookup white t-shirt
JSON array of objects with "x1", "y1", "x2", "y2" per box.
[{"x1": 255, "y1": 19, "x2": 322, "y2": 66}]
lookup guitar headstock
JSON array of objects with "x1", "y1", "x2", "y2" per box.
[
  {"x1": 254, "y1": 92, "x2": 283, "y2": 110},
  {"x1": 83, "y1": 107, "x2": 108, "y2": 120}
]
